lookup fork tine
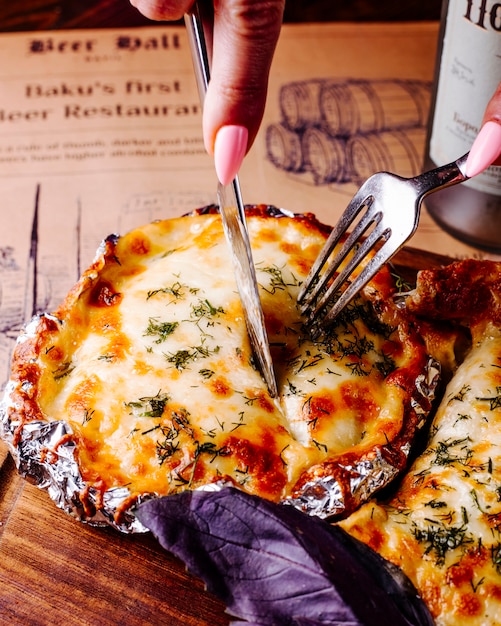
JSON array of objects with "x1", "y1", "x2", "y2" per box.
[
  {"x1": 319, "y1": 233, "x2": 404, "y2": 330},
  {"x1": 300, "y1": 206, "x2": 381, "y2": 318},
  {"x1": 306, "y1": 219, "x2": 389, "y2": 323},
  {"x1": 297, "y1": 183, "x2": 376, "y2": 310},
  {"x1": 300, "y1": 152, "x2": 471, "y2": 335},
  {"x1": 297, "y1": 208, "x2": 364, "y2": 307}
]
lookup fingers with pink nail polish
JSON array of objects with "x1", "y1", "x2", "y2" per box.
[
  {"x1": 465, "y1": 120, "x2": 501, "y2": 178},
  {"x1": 201, "y1": 0, "x2": 285, "y2": 155},
  {"x1": 130, "y1": 0, "x2": 284, "y2": 160},
  {"x1": 214, "y1": 125, "x2": 248, "y2": 186}
]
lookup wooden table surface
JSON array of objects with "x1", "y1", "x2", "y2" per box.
[
  {"x1": 0, "y1": 2, "x2": 442, "y2": 624},
  {"x1": 0, "y1": 249, "x2": 448, "y2": 626}
]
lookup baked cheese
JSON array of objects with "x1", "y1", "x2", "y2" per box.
[
  {"x1": 341, "y1": 260, "x2": 501, "y2": 626},
  {"x1": 2, "y1": 206, "x2": 430, "y2": 525}
]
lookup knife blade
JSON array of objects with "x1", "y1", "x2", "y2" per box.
[
  {"x1": 217, "y1": 182, "x2": 278, "y2": 397},
  {"x1": 184, "y1": 4, "x2": 278, "y2": 397}
]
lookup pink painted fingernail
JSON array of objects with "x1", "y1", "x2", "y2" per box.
[
  {"x1": 465, "y1": 120, "x2": 501, "y2": 177},
  {"x1": 214, "y1": 125, "x2": 248, "y2": 186}
]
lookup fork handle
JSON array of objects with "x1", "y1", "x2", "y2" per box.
[{"x1": 413, "y1": 152, "x2": 469, "y2": 199}]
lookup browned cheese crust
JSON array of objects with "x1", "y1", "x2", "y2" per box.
[
  {"x1": 1, "y1": 206, "x2": 431, "y2": 528},
  {"x1": 341, "y1": 259, "x2": 501, "y2": 626}
]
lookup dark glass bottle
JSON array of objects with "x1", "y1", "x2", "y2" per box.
[{"x1": 423, "y1": 0, "x2": 501, "y2": 253}]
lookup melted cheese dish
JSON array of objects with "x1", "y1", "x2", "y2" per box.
[
  {"x1": 2, "y1": 206, "x2": 430, "y2": 526},
  {"x1": 341, "y1": 260, "x2": 501, "y2": 626},
  {"x1": 4, "y1": 207, "x2": 501, "y2": 625}
]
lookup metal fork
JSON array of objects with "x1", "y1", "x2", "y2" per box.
[{"x1": 297, "y1": 153, "x2": 469, "y2": 333}]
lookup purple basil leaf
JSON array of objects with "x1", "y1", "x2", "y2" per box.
[{"x1": 136, "y1": 488, "x2": 433, "y2": 626}]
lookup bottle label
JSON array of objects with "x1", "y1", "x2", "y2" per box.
[{"x1": 430, "y1": 0, "x2": 501, "y2": 195}]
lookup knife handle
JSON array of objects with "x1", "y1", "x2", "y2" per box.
[
  {"x1": 184, "y1": 3, "x2": 212, "y2": 104},
  {"x1": 184, "y1": 3, "x2": 246, "y2": 223}
]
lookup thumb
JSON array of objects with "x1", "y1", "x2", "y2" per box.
[
  {"x1": 465, "y1": 82, "x2": 501, "y2": 176},
  {"x1": 482, "y1": 81, "x2": 501, "y2": 167}
]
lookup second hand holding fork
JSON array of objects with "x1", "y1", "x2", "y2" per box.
[{"x1": 297, "y1": 153, "x2": 470, "y2": 335}]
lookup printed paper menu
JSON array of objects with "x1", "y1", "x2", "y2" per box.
[{"x1": 0, "y1": 21, "x2": 498, "y2": 386}]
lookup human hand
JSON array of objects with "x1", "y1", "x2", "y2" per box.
[
  {"x1": 130, "y1": 0, "x2": 285, "y2": 184},
  {"x1": 465, "y1": 81, "x2": 501, "y2": 176}
]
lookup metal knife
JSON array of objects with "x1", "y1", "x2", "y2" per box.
[{"x1": 184, "y1": 5, "x2": 278, "y2": 397}]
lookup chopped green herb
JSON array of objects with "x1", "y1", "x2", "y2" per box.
[
  {"x1": 141, "y1": 424, "x2": 162, "y2": 435},
  {"x1": 97, "y1": 354, "x2": 114, "y2": 362},
  {"x1": 425, "y1": 499, "x2": 447, "y2": 509},
  {"x1": 491, "y1": 543, "x2": 501, "y2": 574},
  {"x1": 156, "y1": 408, "x2": 192, "y2": 465},
  {"x1": 284, "y1": 379, "x2": 305, "y2": 396},
  {"x1": 470, "y1": 576, "x2": 485, "y2": 593},
  {"x1": 412, "y1": 521, "x2": 473, "y2": 566},
  {"x1": 290, "y1": 351, "x2": 324, "y2": 374},
  {"x1": 157, "y1": 427, "x2": 181, "y2": 463},
  {"x1": 258, "y1": 264, "x2": 301, "y2": 295},
  {"x1": 279, "y1": 445, "x2": 290, "y2": 467},
  {"x1": 195, "y1": 440, "x2": 230, "y2": 463},
  {"x1": 243, "y1": 395, "x2": 259, "y2": 406},
  {"x1": 164, "y1": 341, "x2": 220, "y2": 370},
  {"x1": 147, "y1": 281, "x2": 188, "y2": 300},
  {"x1": 391, "y1": 272, "x2": 413, "y2": 293},
  {"x1": 454, "y1": 413, "x2": 471, "y2": 425},
  {"x1": 144, "y1": 317, "x2": 179, "y2": 343},
  {"x1": 161, "y1": 248, "x2": 181, "y2": 258},
  {"x1": 476, "y1": 386, "x2": 501, "y2": 411},
  {"x1": 82, "y1": 408, "x2": 94, "y2": 424},
  {"x1": 164, "y1": 349, "x2": 195, "y2": 370},
  {"x1": 432, "y1": 437, "x2": 473, "y2": 467},
  {"x1": 346, "y1": 360, "x2": 369, "y2": 377},
  {"x1": 374, "y1": 353, "x2": 396, "y2": 377},
  {"x1": 312, "y1": 439, "x2": 328, "y2": 453},
  {"x1": 191, "y1": 298, "x2": 225, "y2": 319},
  {"x1": 450, "y1": 384, "x2": 471, "y2": 404},
  {"x1": 52, "y1": 361, "x2": 75, "y2": 380},
  {"x1": 126, "y1": 390, "x2": 170, "y2": 418},
  {"x1": 230, "y1": 411, "x2": 246, "y2": 432},
  {"x1": 199, "y1": 368, "x2": 215, "y2": 379}
]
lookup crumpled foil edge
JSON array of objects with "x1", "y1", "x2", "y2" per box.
[
  {"x1": 1, "y1": 350, "x2": 440, "y2": 531},
  {"x1": 0, "y1": 213, "x2": 441, "y2": 532},
  {"x1": 284, "y1": 356, "x2": 441, "y2": 519},
  {"x1": 1, "y1": 372, "x2": 152, "y2": 534}
]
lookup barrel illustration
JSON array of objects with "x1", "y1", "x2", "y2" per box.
[
  {"x1": 301, "y1": 128, "x2": 347, "y2": 184},
  {"x1": 266, "y1": 123, "x2": 305, "y2": 172},
  {"x1": 346, "y1": 128, "x2": 426, "y2": 184},
  {"x1": 267, "y1": 77, "x2": 431, "y2": 187},
  {"x1": 279, "y1": 79, "x2": 325, "y2": 131},
  {"x1": 320, "y1": 79, "x2": 431, "y2": 137}
]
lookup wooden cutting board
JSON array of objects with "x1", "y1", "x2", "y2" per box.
[
  {"x1": 0, "y1": 444, "x2": 228, "y2": 625},
  {"x1": 0, "y1": 246, "x2": 453, "y2": 625}
]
